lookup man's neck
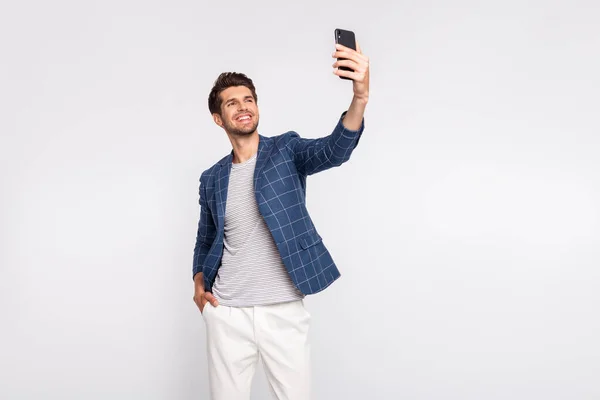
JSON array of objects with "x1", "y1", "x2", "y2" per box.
[{"x1": 229, "y1": 132, "x2": 259, "y2": 164}]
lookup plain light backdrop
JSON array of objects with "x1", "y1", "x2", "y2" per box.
[{"x1": 1, "y1": 0, "x2": 599, "y2": 399}]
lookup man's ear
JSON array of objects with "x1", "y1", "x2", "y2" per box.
[{"x1": 212, "y1": 113, "x2": 223, "y2": 128}]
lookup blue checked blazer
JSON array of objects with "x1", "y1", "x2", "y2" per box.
[{"x1": 192, "y1": 112, "x2": 364, "y2": 295}]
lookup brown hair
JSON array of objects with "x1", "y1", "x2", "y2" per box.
[{"x1": 208, "y1": 72, "x2": 258, "y2": 115}]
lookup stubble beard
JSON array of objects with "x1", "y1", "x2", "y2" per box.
[{"x1": 224, "y1": 118, "x2": 259, "y2": 138}]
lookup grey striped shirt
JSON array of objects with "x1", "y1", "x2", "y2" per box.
[{"x1": 212, "y1": 153, "x2": 304, "y2": 307}]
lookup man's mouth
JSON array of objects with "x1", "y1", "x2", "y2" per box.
[{"x1": 235, "y1": 114, "x2": 252, "y2": 122}]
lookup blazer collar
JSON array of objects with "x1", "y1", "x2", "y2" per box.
[
  {"x1": 253, "y1": 135, "x2": 271, "y2": 192},
  {"x1": 216, "y1": 134, "x2": 270, "y2": 166},
  {"x1": 216, "y1": 135, "x2": 271, "y2": 169}
]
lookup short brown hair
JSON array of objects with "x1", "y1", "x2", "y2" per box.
[{"x1": 208, "y1": 72, "x2": 258, "y2": 115}]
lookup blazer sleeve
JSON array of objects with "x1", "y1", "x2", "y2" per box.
[
  {"x1": 192, "y1": 173, "x2": 217, "y2": 280},
  {"x1": 288, "y1": 111, "x2": 365, "y2": 176}
]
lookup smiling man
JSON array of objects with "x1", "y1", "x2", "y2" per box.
[{"x1": 192, "y1": 43, "x2": 370, "y2": 400}]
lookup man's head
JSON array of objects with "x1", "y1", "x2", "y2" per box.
[{"x1": 208, "y1": 72, "x2": 259, "y2": 137}]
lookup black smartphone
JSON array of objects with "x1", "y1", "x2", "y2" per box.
[{"x1": 334, "y1": 28, "x2": 356, "y2": 80}]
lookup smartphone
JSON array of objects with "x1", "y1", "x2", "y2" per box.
[{"x1": 334, "y1": 28, "x2": 356, "y2": 80}]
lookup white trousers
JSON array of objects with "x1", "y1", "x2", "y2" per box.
[{"x1": 202, "y1": 299, "x2": 311, "y2": 400}]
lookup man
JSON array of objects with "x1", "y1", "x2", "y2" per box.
[{"x1": 192, "y1": 42, "x2": 370, "y2": 399}]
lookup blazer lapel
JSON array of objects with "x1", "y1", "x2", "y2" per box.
[
  {"x1": 215, "y1": 153, "x2": 232, "y2": 230},
  {"x1": 254, "y1": 135, "x2": 271, "y2": 194}
]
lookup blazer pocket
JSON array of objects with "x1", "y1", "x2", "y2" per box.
[{"x1": 299, "y1": 232, "x2": 323, "y2": 249}]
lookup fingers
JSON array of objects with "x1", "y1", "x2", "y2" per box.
[
  {"x1": 332, "y1": 43, "x2": 370, "y2": 82},
  {"x1": 333, "y1": 59, "x2": 364, "y2": 73},
  {"x1": 193, "y1": 291, "x2": 219, "y2": 314},
  {"x1": 332, "y1": 45, "x2": 370, "y2": 82},
  {"x1": 204, "y1": 291, "x2": 219, "y2": 307},
  {"x1": 333, "y1": 43, "x2": 368, "y2": 62},
  {"x1": 333, "y1": 67, "x2": 362, "y2": 81}
]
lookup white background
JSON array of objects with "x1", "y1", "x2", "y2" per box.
[{"x1": 1, "y1": 0, "x2": 599, "y2": 399}]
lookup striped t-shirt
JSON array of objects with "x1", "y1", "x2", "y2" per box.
[{"x1": 212, "y1": 153, "x2": 304, "y2": 307}]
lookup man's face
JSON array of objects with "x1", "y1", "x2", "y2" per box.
[{"x1": 214, "y1": 86, "x2": 259, "y2": 137}]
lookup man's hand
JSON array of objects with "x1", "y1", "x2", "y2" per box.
[
  {"x1": 332, "y1": 41, "x2": 370, "y2": 131},
  {"x1": 332, "y1": 42, "x2": 370, "y2": 102},
  {"x1": 193, "y1": 273, "x2": 219, "y2": 313}
]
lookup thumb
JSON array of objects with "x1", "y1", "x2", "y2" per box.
[{"x1": 204, "y1": 292, "x2": 219, "y2": 306}]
